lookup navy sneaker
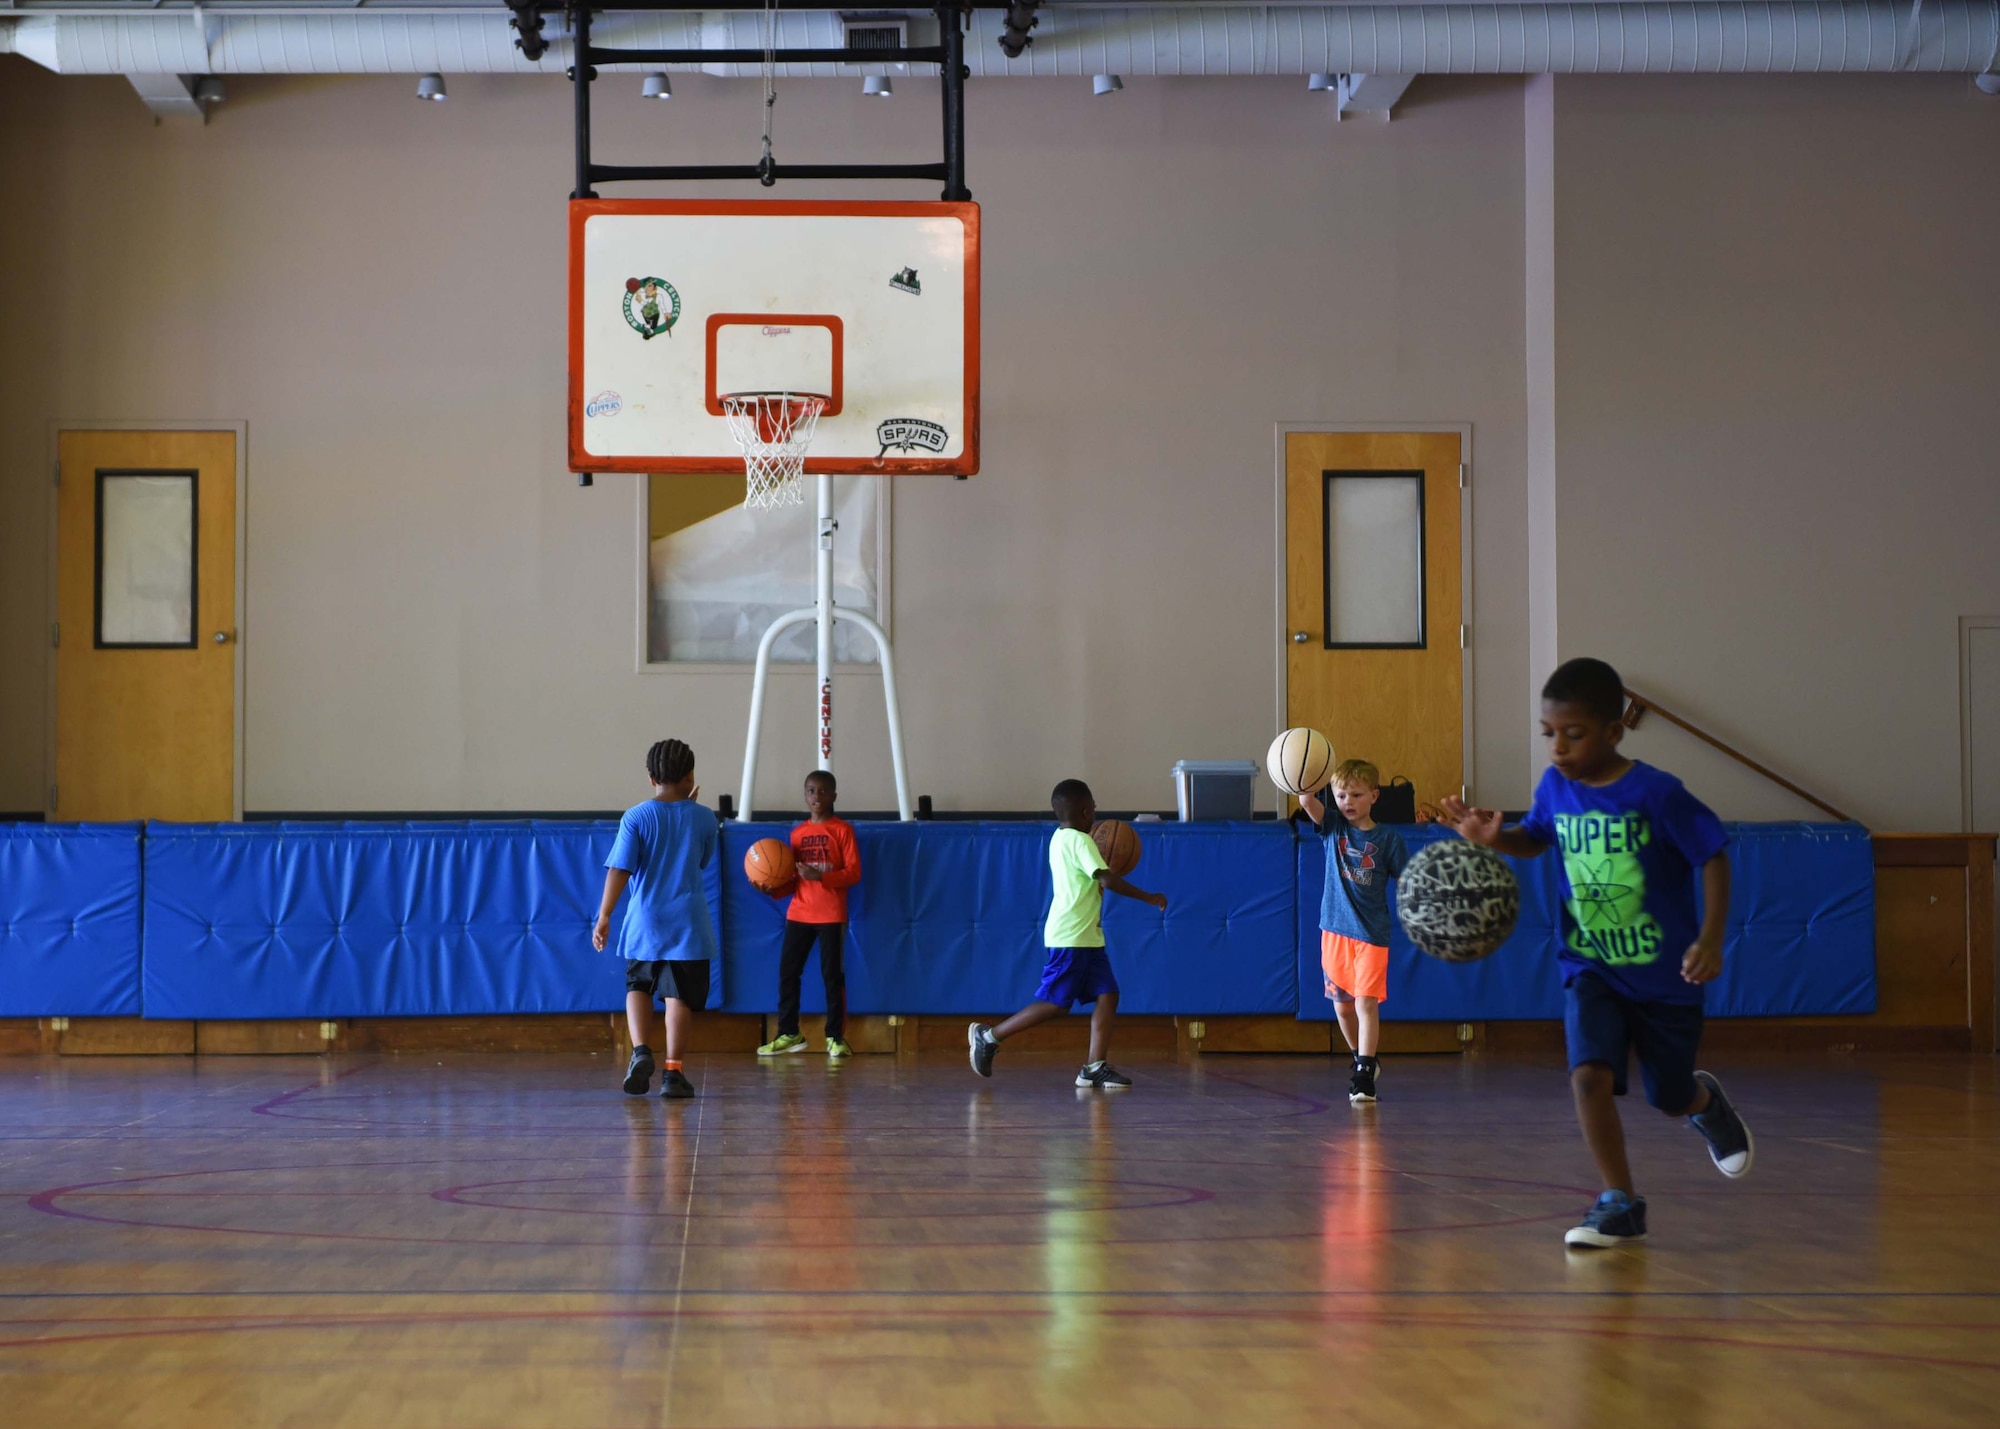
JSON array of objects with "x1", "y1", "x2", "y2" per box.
[
  {"x1": 1564, "y1": 1190, "x2": 1648, "y2": 1248},
  {"x1": 660, "y1": 1068, "x2": 695, "y2": 1100},
  {"x1": 968, "y1": 1023, "x2": 998, "y2": 1079},
  {"x1": 622, "y1": 1044, "x2": 655, "y2": 1096},
  {"x1": 1689, "y1": 1070, "x2": 1754, "y2": 1177},
  {"x1": 1075, "y1": 1061, "x2": 1132, "y2": 1089}
]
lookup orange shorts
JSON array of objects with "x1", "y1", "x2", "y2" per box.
[{"x1": 1321, "y1": 931, "x2": 1389, "y2": 1004}]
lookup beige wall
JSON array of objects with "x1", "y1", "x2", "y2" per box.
[
  {"x1": 5, "y1": 63, "x2": 1994, "y2": 826},
  {"x1": 1546, "y1": 75, "x2": 2000, "y2": 830},
  {"x1": 0, "y1": 63, "x2": 1530, "y2": 816}
]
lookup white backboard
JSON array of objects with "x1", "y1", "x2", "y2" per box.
[{"x1": 570, "y1": 200, "x2": 979, "y2": 476}]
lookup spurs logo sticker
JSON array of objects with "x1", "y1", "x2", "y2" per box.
[
  {"x1": 622, "y1": 277, "x2": 680, "y2": 340},
  {"x1": 889, "y1": 267, "x2": 922, "y2": 295},
  {"x1": 876, "y1": 418, "x2": 949, "y2": 456},
  {"x1": 585, "y1": 390, "x2": 624, "y2": 418}
]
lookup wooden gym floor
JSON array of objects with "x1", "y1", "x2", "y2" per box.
[{"x1": 2, "y1": 1050, "x2": 1997, "y2": 1428}]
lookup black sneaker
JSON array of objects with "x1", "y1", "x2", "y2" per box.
[
  {"x1": 1075, "y1": 1061, "x2": 1132, "y2": 1089},
  {"x1": 1688, "y1": 1070, "x2": 1754, "y2": 1178},
  {"x1": 968, "y1": 1023, "x2": 997, "y2": 1079},
  {"x1": 622, "y1": 1044, "x2": 655, "y2": 1096},
  {"x1": 1564, "y1": 1191, "x2": 1648, "y2": 1248},
  {"x1": 1348, "y1": 1056, "x2": 1378, "y2": 1104},
  {"x1": 660, "y1": 1068, "x2": 695, "y2": 1100}
]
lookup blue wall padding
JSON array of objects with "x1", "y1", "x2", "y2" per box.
[
  {"x1": 0, "y1": 823, "x2": 143, "y2": 1016},
  {"x1": 718, "y1": 821, "x2": 1297, "y2": 1015},
  {"x1": 6, "y1": 816, "x2": 1877, "y2": 1020},
  {"x1": 141, "y1": 821, "x2": 728, "y2": 1018},
  {"x1": 1295, "y1": 821, "x2": 1876, "y2": 1021},
  {"x1": 1703, "y1": 823, "x2": 1877, "y2": 1016}
]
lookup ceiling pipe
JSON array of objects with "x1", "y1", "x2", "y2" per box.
[{"x1": 4, "y1": 3, "x2": 1998, "y2": 76}]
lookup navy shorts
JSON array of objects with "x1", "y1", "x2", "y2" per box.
[
  {"x1": 625, "y1": 958, "x2": 711, "y2": 1008},
  {"x1": 1035, "y1": 947, "x2": 1120, "y2": 1008},
  {"x1": 1564, "y1": 969, "x2": 1703, "y2": 1113}
]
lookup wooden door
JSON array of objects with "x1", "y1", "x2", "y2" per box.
[
  {"x1": 53, "y1": 430, "x2": 237, "y2": 821},
  {"x1": 1284, "y1": 431, "x2": 1462, "y2": 807}
]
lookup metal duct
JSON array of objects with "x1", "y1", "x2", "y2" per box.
[{"x1": 3, "y1": 4, "x2": 1998, "y2": 76}]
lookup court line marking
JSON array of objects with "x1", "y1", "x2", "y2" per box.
[{"x1": 2, "y1": 1305, "x2": 1997, "y2": 1375}]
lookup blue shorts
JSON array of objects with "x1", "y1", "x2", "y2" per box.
[
  {"x1": 1564, "y1": 969, "x2": 1704, "y2": 1113},
  {"x1": 1035, "y1": 946, "x2": 1120, "y2": 1009}
]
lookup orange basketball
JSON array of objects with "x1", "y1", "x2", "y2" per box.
[
  {"x1": 743, "y1": 837, "x2": 796, "y2": 894},
  {"x1": 1092, "y1": 819, "x2": 1141, "y2": 879}
]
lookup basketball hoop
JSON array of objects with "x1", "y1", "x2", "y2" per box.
[{"x1": 721, "y1": 391, "x2": 826, "y2": 510}]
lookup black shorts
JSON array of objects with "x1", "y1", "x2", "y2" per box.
[
  {"x1": 625, "y1": 958, "x2": 711, "y2": 1008},
  {"x1": 1564, "y1": 969, "x2": 1703, "y2": 1112}
]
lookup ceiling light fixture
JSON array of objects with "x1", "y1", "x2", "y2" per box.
[
  {"x1": 416, "y1": 73, "x2": 447, "y2": 102},
  {"x1": 193, "y1": 76, "x2": 226, "y2": 104},
  {"x1": 1092, "y1": 73, "x2": 1123, "y2": 96},
  {"x1": 1307, "y1": 73, "x2": 1336, "y2": 92},
  {"x1": 863, "y1": 75, "x2": 893, "y2": 97},
  {"x1": 642, "y1": 73, "x2": 672, "y2": 99}
]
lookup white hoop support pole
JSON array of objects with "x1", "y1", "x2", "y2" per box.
[
  {"x1": 831, "y1": 607, "x2": 913, "y2": 823},
  {"x1": 738, "y1": 606, "x2": 816, "y2": 824}
]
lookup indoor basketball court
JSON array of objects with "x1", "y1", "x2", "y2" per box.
[{"x1": 2, "y1": 2, "x2": 1998, "y2": 1426}]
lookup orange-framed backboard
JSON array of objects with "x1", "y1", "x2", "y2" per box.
[{"x1": 568, "y1": 199, "x2": 980, "y2": 476}]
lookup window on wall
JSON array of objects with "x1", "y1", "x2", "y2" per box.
[
  {"x1": 646, "y1": 473, "x2": 885, "y2": 664},
  {"x1": 96, "y1": 470, "x2": 198, "y2": 648},
  {"x1": 1322, "y1": 470, "x2": 1425, "y2": 648}
]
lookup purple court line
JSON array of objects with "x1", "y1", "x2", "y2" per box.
[
  {"x1": 26, "y1": 1163, "x2": 1576, "y2": 1248},
  {"x1": 9, "y1": 1286, "x2": 2000, "y2": 1301},
  {"x1": 249, "y1": 1063, "x2": 373, "y2": 1118},
  {"x1": 2, "y1": 1305, "x2": 1998, "y2": 1375},
  {"x1": 429, "y1": 1172, "x2": 1218, "y2": 1219}
]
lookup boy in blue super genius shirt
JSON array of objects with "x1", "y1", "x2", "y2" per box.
[
  {"x1": 592, "y1": 738, "x2": 718, "y2": 1101},
  {"x1": 1440, "y1": 658, "x2": 1754, "y2": 1249}
]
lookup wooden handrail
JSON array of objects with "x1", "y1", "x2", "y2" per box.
[{"x1": 1622, "y1": 689, "x2": 1854, "y2": 824}]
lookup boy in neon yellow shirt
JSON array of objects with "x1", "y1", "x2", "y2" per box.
[{"x1": 968, "y1": 779, "x2": 1168, "y2": 1088}]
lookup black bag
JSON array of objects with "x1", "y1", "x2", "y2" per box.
[{"x1": 1373, "y1": 776, "x2": 1417, "y2": 824}]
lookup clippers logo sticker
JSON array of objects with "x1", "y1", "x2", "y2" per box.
[
  {"x1": 876, "y1": 418, "x2": 949, "y2": 457},
  {"x1": 585, "y1": 391, "x2": 624, "y2": 419},
  {"x1": 622, "y1": 277, "x2": 680, "y2": 340},
  {"x1": 889, "y1": 267, "x2": 922, "y2": 296}
]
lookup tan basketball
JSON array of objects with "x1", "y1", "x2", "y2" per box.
[
  {"x1": 743, "y1": 837, "x2": 796, "y2": 894},
  {"x1": 1265, "y1": 727, "x2": 1335, "y2": 797},
  {"x1": 1092, "y1": 819, "x2": 1142, "y2": 879}
]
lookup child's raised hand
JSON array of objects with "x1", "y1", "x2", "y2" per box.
[
  {"x1": 1682, "y1": 936, "x2": 1724, "y2": 985},
  {"x1": 1437, "y1": 796, "x2": 1501, "y2": 844}
]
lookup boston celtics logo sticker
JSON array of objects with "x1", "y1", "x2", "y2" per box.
[{"x1": 623, "y1": 277, "x2": 680, "y2": 340}]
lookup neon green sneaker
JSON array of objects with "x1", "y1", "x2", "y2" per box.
[
  {"x1": 826, "y1": 1037, "x2": 853, "y2": 1059},
  {"x1": 757, "y1": 1032, "x2": 808, "y2": 1057}
]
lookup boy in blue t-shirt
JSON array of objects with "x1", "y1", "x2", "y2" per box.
[
  {"x1": 1298, "y1": 759, "x2": 1408, "y2": 1105},
  {"x1": 592, "y1": 738, "x2": 719, "y2": 1101},
  {"x1": 1440, "y1": 658, "x2": 1754, "y2": 1249}
]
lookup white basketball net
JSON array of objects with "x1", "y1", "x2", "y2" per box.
[{"x1": 721, "y1": 392, "x2": 827, "y2": 511}]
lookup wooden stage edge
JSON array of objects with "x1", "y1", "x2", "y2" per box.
[{"x1": 4, "y1": 833, "x2": 1990, "y2": 1060}]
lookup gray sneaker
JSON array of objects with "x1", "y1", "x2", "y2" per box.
[{"x1": 968, "y1": 1023, "x2": 997, "y2": 1078}]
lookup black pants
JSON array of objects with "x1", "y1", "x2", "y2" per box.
[{"x1": 777, "y1": 921, "x2": 847, "y2": 1040}]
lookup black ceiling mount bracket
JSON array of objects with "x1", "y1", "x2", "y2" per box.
[
  {"x1": 562, "y1": 2, "x2": 979, "y2": 200},
  {"x1": 998, "y1": 0, "x2": 1041, "y2": 58},
  {"x1": 507, "y1": 0, "x2": 549, "y2": 61}
]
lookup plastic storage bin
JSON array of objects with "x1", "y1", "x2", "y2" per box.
[{"x1": 1172, "y1": 760, "x2": 1259, "y2": 821}]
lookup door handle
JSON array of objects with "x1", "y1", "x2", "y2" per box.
[
  {"x1": 1292, "y1": 630, "x2": 1313, "y2": 644},
  {"x1": 212, "y1": 631, "x2": 233, "y2": 645}
]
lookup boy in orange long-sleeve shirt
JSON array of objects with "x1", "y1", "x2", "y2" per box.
[{"x1": 757, "y1": 770, "x2": 862, "y2": 1058}]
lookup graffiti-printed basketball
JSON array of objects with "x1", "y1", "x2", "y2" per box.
[{"x1": 1395, "y1": 840, "x2": 1520, "y2": 963}]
